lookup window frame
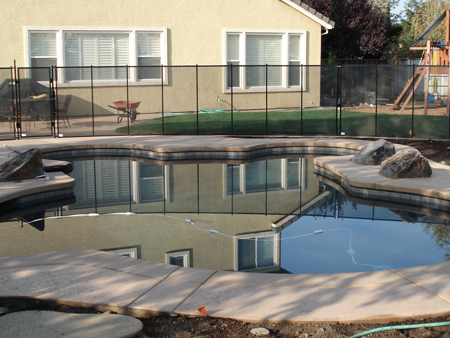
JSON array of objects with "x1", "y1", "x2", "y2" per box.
[
  {"x1": 24, "y1": 27, "x2": 168, "y2": 86},
  {"x1": 235, "y1": 232, "x2": 280, "y2": 272},
  {"x1": 165, "y1": 250, "x2": 192, "y2": 267},
  {"x1": 224, "y1": 158, "x2": 308, "y2": 197},
  {"x1": 223, "y1": 29, "x2": 307, "y2": 92},
  {"x1": 131, "y1": 162, "x2": 170, "y2": 204},
  {"x1": 104, "y1": 246, "x2": 140, "y2": 259}
]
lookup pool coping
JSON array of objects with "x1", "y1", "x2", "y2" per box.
[{"x1": 1, "y1": 135, "x2": 450, "y2": 324}]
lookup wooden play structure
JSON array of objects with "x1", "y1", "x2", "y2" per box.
[{"x1": 393, "y1": 9, "x2": 450, "y2": 115}]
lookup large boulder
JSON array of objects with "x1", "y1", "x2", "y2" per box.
[
  {"x1": 379, "y1": 149, "x2": 432, "y2": 179},
  {"x1": 350, "y1": 139, "x2": 396, "y2": 165},
  {"x1": 0, "y1": 148, "x2": 44, "y2": 181}
]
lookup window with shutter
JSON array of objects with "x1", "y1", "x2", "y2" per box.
[
  {"x1": 64, "y1": 33, "x2": 129, "y2": 81},
  {"x1": 69, "y1": 160, "x2": 133, "y2": 209},
  {"x1": 30, "y1": 32, "x2": 57, "y2": 81},
  {"x1": 246, "y1": 35, "x2": 282, "y2": 87},
  {"x1": 226, "y1": 34, "x2": 240, "y2": 88},
  {"x1": 138, "y1": 163, "x2": 165, "y2": 203},
  {"x1": 225, "y1": 30, "x2": 305, "y2": 91},
  {"x1": 289, "y1": 35, "x2": 301, "y2": 86},
  {"x1": 27, "y1": 28, "x2": 166, "y2": 83},
  {"x1": 246, "y1": 159, "x2": 282, "y2": 193},
  {"x1": 137, "y1": 33, "x2": 162, "y2": 80},
  {"x1": 224, "y1": 158, "x2": 307, "y2": 196},
  {"x1": 237, "y1": 234, "x2": 276, "y2": 271}
]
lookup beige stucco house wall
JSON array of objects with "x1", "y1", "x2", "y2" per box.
[{"x1": 0, "y1": 0, "x2": 334, "y2": 118}]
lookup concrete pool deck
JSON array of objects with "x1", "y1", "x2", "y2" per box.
[{"x1": 1, "y1": 135, "x2": 450, "y2": 324}]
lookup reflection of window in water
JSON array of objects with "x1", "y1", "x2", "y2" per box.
[
  {"x1": 237, "y1": 234, "x2": 276, "y2": 271},
  {"x1": 70, "y1": 160, "x2": 132, "y2": 208},
  {"x1": 134, "y1": 162, "x2": 166, "y2": 203},
  {"x1": 69, "y1": 160, "x2": 167, "y2": 208},
  {"x1": 104, "y1": 247, "x2": 139, "y2": 259},
  {"x1": 226, "y1": 158, "x2": 308, "y2": 195},
  {"x1": 166, "y1": 250, "x2": 191, "y2": 267}
]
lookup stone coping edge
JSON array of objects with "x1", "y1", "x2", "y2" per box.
[
  {"x1": 41, "y1": 145, "x2": 358, "y2": 161},
  {"x1": 315, "y1": 165, "x2": 450, "y2": 211}
]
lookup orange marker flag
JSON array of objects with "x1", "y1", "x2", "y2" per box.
[{"x1": 196, "y1": 306, "x2": 207, "y2": 316}]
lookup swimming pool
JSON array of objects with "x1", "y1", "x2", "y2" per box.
[{"x1": 1, "y1": 156, "x2": 449, "y2": 274}]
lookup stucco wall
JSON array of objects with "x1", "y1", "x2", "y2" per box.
[
  {"x1": 0, "y1": 0, "x2": 324, "y2": 66},
  {"x1": 0, "y1": 0, "x2": 327, "y2": 121}
]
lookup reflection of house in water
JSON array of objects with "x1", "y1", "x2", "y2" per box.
[{"x1": 0, "y1": 157, "x2": 327, "y2": 273}]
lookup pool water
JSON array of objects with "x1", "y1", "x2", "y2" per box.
[{"x1": 0, "y1": 156, "x2": 449, "y2": 274}]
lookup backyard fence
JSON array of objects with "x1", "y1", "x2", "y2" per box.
[{"x1": 0, "y1": 63, "x2": 449, "y2": 140}]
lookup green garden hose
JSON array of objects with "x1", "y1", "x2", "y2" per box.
[{"x1": 350, "y1": 321, "x2": 450, "y2": 338}]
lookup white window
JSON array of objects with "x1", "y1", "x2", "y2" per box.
[
  {"x1": 67, "y1": 160, "x2": 169, "y2": 209},
  {"x1": 224, "y1": 30, "x2": 306, "y2": 91},
  {"x1": 166, "y1": 250, "x2": 191, "y2": 267},
  {"x1": 25, "y1": 28, "x2": 167, "y2": 84},
  {"x1": 288, "y1": 35, "x2": 302, "y2": 87},
  {"x1": 236, "y1": 233, "x2": 279, "y2": 271},
  {"x1": 69, "y1": 159, "x2": 133, "y2": 209},
  {"x1": 226, "y1": 164, "x2": 243, "y2": 195},
  {"x1": 105, "y1": 247, "x2": 139, "y2": 259},
  {"x1": 132, "y1": 162, "x2": 168, "y2": 203},
  {"x1": 226, "y1": 34, "x2": 240, "y2": 88},
  {"x1": 64, "y1": 32, "x2": 129, "y2": 81},
  {"x1": 30, "y1": 32, "x2": 57, "y2": 81},
  {"x1": 225, "y1": 158, "x2": 308, "y2": 196},
  {"x1": 137, "y1": 33, "x2": 162, "y2": 80},
  {"x1": 246, "y1": 35, "x2": 282, "y2": 87}
]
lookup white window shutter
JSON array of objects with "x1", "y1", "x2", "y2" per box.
[
  {"x1": 137, "y1": 33, "x2": 160, "y2": 56},
  {"x1": 227, "y1": 34, "x2": 240, "y2": 61},
  {"x1": 246, "y1": 35, "x2": 282, "y2": 87},
  {"x1": 64, "y1": 34, "x2": 80, "y2": 67},
  {"x1": 289, "y1": 35, "x2": 300, "y2": 61},
  {"x1": 30, "y1": 33, "x2": 57, "y2": 57}
]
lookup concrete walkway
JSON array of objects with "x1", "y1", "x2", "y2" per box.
[{"x1": 1, "y1": 136, "x2": 450, "y2": 325}]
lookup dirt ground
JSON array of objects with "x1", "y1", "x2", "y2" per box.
[
  {"x1": 344, "y1": 104, "x2": 449, "y2": 117},
  {"x1": 2, "y1": 297, "x2": 450, "y2": 338},
  {"x1": 2, "y1": 138, "x2": 450, "y2": 338}
]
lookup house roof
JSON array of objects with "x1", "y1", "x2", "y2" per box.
[{"x1": 280, "y1": 0, "x2": 335, "y2": 30}]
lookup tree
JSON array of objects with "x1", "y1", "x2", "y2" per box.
[
  {"x1": 374, "y1": 0, "x2": 400, "y2": 17},
  {"x1": 394, "y1": 0, "x2": 450, "y2": 59},
  {"x1": 302, "y1": 0, "x2": 392, "y2": 59},
  {"x1": 422, "y1": 219, "x2": 450, "y2": 261}
]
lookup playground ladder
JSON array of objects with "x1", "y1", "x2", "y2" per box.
[{"x1": 392, "y1": 59, "x2": 426, "y2": 114}]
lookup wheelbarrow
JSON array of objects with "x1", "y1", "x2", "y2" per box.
[{"x1": 108, "y1": 100, "x2": 141, "y2": 123}]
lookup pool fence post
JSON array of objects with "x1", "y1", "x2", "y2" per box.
[
  {"x1": 126, "y1": 65, "x2": 130, "y2": 135},
  {"x1": 161, "y1": 65, "x2": 165, "y2": 135},
  {"x1": 90, "y1": 65, "x2": 95, "y2": 136},
  {"x1": 411, "y1": 63, "x2": 415, "y2": 138},
  {"x1": 265, "y1": 64, "x2": 268, "y2": 135},
  {"x1": 230, "y1": 64, "x2": 234, "y2": 135},
  {"x1": 196, "y1": 64, "x2": 199, "y2": 135},
  {"x1": 375, "y1": 65, "x2": 378, "y2": 137},
  {"x1": 336, "y1": 65, "x2": 342, "y2": 136},
  {"x1": 300, "y1": 64, "x2": 303, "y2": 136},
  {"x1": 50, "y1": 66, "x2": 56, "y2": 138},
  {"x1": 10, "y1": 64, "x2": 18, "y2": 139},
  {"x1": 17, "y1": 67, "x2": 22, "y2": 140}
]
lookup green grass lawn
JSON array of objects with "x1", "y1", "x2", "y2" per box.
[{"x1": 116, "y1": 109, "x2": 449, "y2": 139}]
